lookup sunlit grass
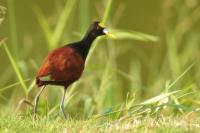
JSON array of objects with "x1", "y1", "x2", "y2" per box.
[{"x1": 0, "y1": 115, "x2": 199, "y2": 132}]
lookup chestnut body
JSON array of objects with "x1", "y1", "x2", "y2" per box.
[{"x1": 36, "y1": 46, "x2": 84, "y2": 88}]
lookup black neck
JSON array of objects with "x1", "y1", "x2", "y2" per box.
[
  {"x1": 82, "y1": 31, "x2": 97, "y2": 47},
  {"x1": 69, "y1": 32, "x2": 97, "y2": 60}
]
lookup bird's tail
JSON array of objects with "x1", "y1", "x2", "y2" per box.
[{"x1": 36, "y1": 77, "x2": 44, "y2": 87}]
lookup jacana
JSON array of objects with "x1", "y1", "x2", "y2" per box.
[{"x1": 34, "y1": 21, "x2": 113, "y2": 119}]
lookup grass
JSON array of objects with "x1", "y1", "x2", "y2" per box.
[
  {"x1": 1, "y1": 0, "x2": 200, "y2": 132},
  {"x1": 33, "y1": 0, "x2": 77, "y2": 50},
  {"x1": 0, "y1": 115, "x2": 199, "y2": 132},
  {"x1": 2, "y1": 41, "x2": 28, "y2": 97},
  {"x1": 7, "y1": 0, "x2": 18, "y2": 59}
]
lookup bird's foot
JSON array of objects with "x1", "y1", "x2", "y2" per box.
[
  {"x1": 60, "y1": 110, "x2": 69, "y2": 120},
  {"x1": 33, "y1": 113, "x2": 40, "y2": 121}
]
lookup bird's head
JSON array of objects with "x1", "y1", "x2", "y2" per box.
[{"x1": 88, "y1": 21, "x2": 114, "y2": 38}]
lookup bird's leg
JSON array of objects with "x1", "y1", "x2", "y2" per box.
[
  {"x1": 34, "y1": 85, "x2": 46, "y2": 115},
  {"x1": 60, "y1": 87, "x2": 67, "y2": 119}
]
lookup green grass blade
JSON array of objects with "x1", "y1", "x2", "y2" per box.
[
  {"x1": 7, "y1": 0, "x2": 19, "y2": 58},
  {"x1": 27, "y1": 79, "x2": 36, "y2": 93},
  {"x1": 177, "y1": 92, "x2": 194, "y2": 100},
  {"x1": 50, "y1": 0, "x2": 76, "y2": 49},
  {"x1": 166, "y1": 32, "x2": 180, "y2": 78},
  {"x1": 2, "y1": 42, "x2": 28, "y2": 96},
  {"x1": 165, "y1": 63, "x2": 195, "y2": 91},
  {"x1": 111, "y1": 29, "x2": 159, "y2": 42},
  {"x1": 33, "y1": 6, "x2": 52, "y2": 47},
  {"x1": 0, "y1": 82, "x2": 20, "y2": 92},
  {"x1": 0, "y1": 79, "x2": 30, "y2": 92},
  {"x1": 139, "y1": 90, "x2": 181, "y2": 106},
  {"x1": 80, "y1": 0, "x2": 89, "y2": 34},
  {"x1": 102, "y1": 0, "x2": 113, "y2": 24},
  {"x1": 0, "y1": 94, "x2": 8, "y2": 101}
]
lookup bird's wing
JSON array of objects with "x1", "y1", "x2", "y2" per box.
[
  {"x1": 36, "y1": 54, "x2": 52, "y2": 79},
  {"x1": 37, "y1": 47, "x2": 84, "y2": 81}
]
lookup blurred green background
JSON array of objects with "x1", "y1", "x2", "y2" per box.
[{"x1": 0, "y1": 0, "x2": 200, "y2": 119}]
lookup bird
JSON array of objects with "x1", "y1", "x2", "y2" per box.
[{"x1": 34, "y1": 21, "x2": 113, "y2": 119}]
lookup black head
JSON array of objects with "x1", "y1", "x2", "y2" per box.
[
  {"x1": 87, "y1": 21, "x2": 107, "y2": 37},
  {"x1": 71, "y1": 21, "x2": 113, "y2": 60}
]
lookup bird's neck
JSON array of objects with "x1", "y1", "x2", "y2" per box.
[
  {"x1": 78, "y1": 32, "x2": 97, "y2": 59},
  {"x1": 69, "y1": 32, "x2": 97, "y2": 60},
  {"x1": 82, "y1": 32, "x2": 97, "y2": 46}
]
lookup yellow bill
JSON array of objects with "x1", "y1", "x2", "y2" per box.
[{"x1": 103, "y1": 28, "x2": 116, "y2": 38}]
